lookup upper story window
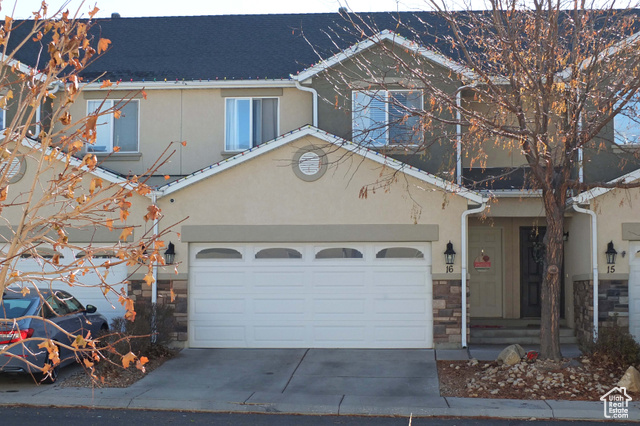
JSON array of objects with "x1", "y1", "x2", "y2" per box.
[
  {"x1": 87, "y1": 99, "x2": 139, "y2": 153},
  {"x1": 225, "y1": 98, "x2": 278, "y2": 151},
  {"x1": 352, "y1": 90, "x2": 423, "y2": 147},
  {"x1": 614, "y1": 99, "x2": 640, "y2": 145}
]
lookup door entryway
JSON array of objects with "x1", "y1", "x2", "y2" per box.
[
  {"x1": 520, "y1": 227, "x2": 545, "y2": 318},
  {"x1": 469, "y1": 227, "x2": 503, "y2": 318}
]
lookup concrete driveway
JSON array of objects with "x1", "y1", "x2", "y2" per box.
[{"x1": 127, "y1": 348, "x2": 444, "y2": 414}]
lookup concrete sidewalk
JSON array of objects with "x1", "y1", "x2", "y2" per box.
[{"x1": 0, "y1": 347, "x2": 637, "y2": 421}]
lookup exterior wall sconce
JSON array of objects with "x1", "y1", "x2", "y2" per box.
[
  {"x1": 605, "y1": 241, "x2": 617, "y2": 265},
  {"x1": 444, "y1": 241, "x2": 456, "y2": 265},
  {"x1": 563, "y1": 231, "x2": 569, "y2": 241},
  {"x1": 164, "y1": 242, "x2": 176, "y2": 265}
]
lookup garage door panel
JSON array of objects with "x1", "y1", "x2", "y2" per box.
[
  {"x1": 253, "y1": 298, "x2": 306, "y2": 315},
  {"x1": 374, "y1": 325, "x2": 431, "y2": 343},
  {"x1": 252, "y1": 325, "x2": 307, "y2": 343},
  {"x1": 189, "y1": 242, "x2": 433, "y2": 348},
  {"x1": 190, "y1": 298, "x2": 247, "y2": 321},
  {"x1": 192, "y1": 325, "x2": 246, "y2": 345},
  {"x1": 312, "y1": 271, "x2": 366, "y2": 292},
  {"x1": 312, "y1": 298, "x2": 367, "y2": 317},
  {"x1": 313, "y1": 325, "x2": 368, "y2": 343},
  {"x1": 191, "y1": 269, "x2": 248, "y2": 292},
  {"x1": 252, "y1": 271, "x2": 307, "y2": 293}
]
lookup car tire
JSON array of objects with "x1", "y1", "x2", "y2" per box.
[{"x1": 39, "y1": 344, "x2": 60, "y2": 384}]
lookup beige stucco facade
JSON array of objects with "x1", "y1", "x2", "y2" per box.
[
  {"x1": 57, "y1": 86, "x2": 313, "y2": 177},
  {"x1": 155, "y1": 134, "x2": 472, "y2": 276}
]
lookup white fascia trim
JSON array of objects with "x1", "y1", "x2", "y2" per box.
[
  {"x1": 2, "y1": 55, "x2": 48, "y2": 83},
  {"x1": 483, "y1": 189, "x2": 542, "y2": 198},
  {"x1": 20, "y1": 137, "x2": 130, "y2": 187},
  {"x1": 157, "y1": 125, "x2": 485, "y2": 204},
  {"x1": 295, "y1": 30, "x2": 482, "y2": 83},
  {"x1": 82, "y1": 79, "x2": 297, "y2": 91},
  {"x1": 557, "y1": 31, "x2": 640, "y2": 81},
  {"x1": 571, "y1": 167, "x2": 640, "y2": 204}
]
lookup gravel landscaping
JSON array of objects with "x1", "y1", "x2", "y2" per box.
[{"x1": 438, "y1": 356, "x2": 635, "y2": 401}]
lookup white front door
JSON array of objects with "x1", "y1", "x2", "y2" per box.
[
  {"x1": 629, "y1": 242, "x2": 640, "y2": 340},
  {"x1": 188, "y1": 243, "x2": 433, "y2": 348}
]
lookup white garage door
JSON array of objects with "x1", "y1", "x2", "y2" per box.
[
  {"x1": 629, "y1": 242, "x2": 640, "y2": 340},
  {"x1": 189, "y1": 243, "x2": 433, "y2": 348},
  {"x1": 10, "y1": 247, "x2": 128, "y2": 325}
]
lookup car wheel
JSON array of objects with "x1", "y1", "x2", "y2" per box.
[{"x1": 39, "y1": 345, "x2": 60, "y2": 384}]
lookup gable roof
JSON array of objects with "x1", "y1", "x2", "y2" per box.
[
  {"x1": 156, "y1": 125, "x2": 486, "y2": 204},
  {"x1": 295, "y1": 29, "x2": 478, "y2": 82},
  {"x1": 20, "y1": 138, "x2": 135, "y2": 188},
  {"x1": 571, "y1": 167, "x2": 640, "y2": 204},
  {"x1": 9, "y1": 12, "x2": 457, "y2": 82}
]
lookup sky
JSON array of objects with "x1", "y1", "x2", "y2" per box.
[{"x1": 3, "y1": 0, "x2": 452, "y2": 19}]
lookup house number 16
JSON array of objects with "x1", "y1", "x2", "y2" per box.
[{"x1": 445, "y1": 265, "x2": 454, "y2": 273}]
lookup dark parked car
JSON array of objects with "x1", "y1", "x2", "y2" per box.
[{"x1": 0, "y1": 288, "x2": 109, "y2": 383}]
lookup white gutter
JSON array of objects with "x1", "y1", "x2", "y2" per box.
[
  {"x1": 572, "y1": 202, "x2": 598, "y2": 341},
  {"x1": 294, "y1": 79, "x2": 318, "y2": 127},
  {"x1": 461, "y1": 201, "x2": 488, "y2": 347},
  {"x1": 83, "y1": 79, "x2": 297, "y2": 91}
]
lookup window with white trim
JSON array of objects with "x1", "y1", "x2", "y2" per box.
[
  {"x1": 225, "y1": 98, "x2": 278, "y2": 151},
  {"x1": 352, "y1": 90, "x2": 423, "y2": 146},
  {"x1": 87, "y1": 100, "x2": 139, "y2": 153},
  {"x1": 614, "y1": 99, "x2": 640, "y2": 145}
]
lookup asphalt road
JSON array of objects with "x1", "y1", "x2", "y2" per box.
[{"x1": 0, "y1": 407, "x2": 637, "y2": 425}]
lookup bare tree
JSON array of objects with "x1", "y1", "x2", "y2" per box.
[
  {"x1": 314, "y1": 1, "x2": 640, "y2": 360},
  {"x1": 0, "y1": 3, "x2": 179, "y2": 381}
]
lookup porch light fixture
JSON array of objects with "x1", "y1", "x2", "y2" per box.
[
  {"x1": 164, "y1": 242, "x2": 176, "y2": 265},
  {"x1": 563, "y1": 232, "x2": 569, "y2": 241},
  {"x1": 444, "y1": 241, "x2": 456, "y2": 265},
  {"x1": 605, "y1": 241, "x2": 617, "y2": 265}
]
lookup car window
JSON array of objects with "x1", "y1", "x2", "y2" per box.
[
  {"x1": 0, "y1": 299, "x2": 36, "y2": 319},
  {"x1": 45, "y1": 295, "x2": 70, "y2": 317},
  {"x1": 64, "y1": 296, "x2": 84, "y2": 313}
]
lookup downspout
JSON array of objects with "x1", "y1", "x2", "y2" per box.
[
  {"x1": 572, "y1": 202, "x2": 598, "y2": 341},
  {"x1": 294, "y1": 79, "x2": 318, "y2": 127},
  {"x1": 456, "y1": 90, "x2": 463, "y2": 186},
  {"x1": 150, "y1": 191, "x2": 160, "y2": 343},
  {"x1": 461, "y1": 201, "x2": 488, "y2": 347}
]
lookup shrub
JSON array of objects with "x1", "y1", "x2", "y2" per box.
[
  {"x1": 95, "y1": 302, "x2": 176, "y2": 373},
  {"x1": 581, "y1": 322, "x2": 640, "y2": 368}
]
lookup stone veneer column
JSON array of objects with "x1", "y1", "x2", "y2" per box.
[
  {"x1": 573, "y1": 279, "x2": 629, "y2": 343},
  {"x1": 128, "y1": 279, "x2": 188, "y2": 343},
  {"x1": 432, "y1": 279, "x2": 469, "y2": 348}
]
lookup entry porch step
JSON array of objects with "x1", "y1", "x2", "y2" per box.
[{"x1": 470, "y1": 325, "x2": 577, "y2": 345}]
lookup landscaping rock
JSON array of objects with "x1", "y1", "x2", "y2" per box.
[
  {"x1": 618, "y1": 366, "x2": 640, "y2": 392},
  {"x1": 497, "y1": 344, "x2": 525, "y2": 366}
]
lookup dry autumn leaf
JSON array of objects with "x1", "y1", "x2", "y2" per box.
[
  {"x1": 119, "y1": 226, "x2": 133, "y2": 241},
  {"x1": 97, "y1": 38, "x2": 111, "y2": 54},
  {"x1": 122, "y1": 352, "x2": 136, "y2": 369}
]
